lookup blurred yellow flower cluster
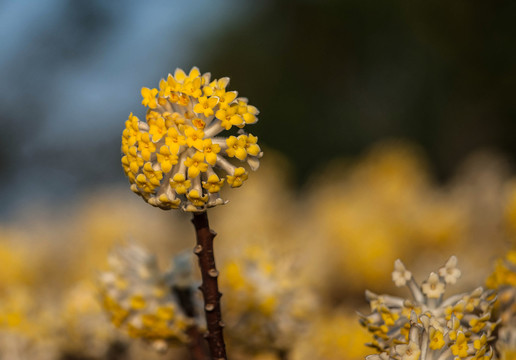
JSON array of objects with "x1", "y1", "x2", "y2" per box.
[
  {"x1": 122, "y1": 67, "x2": 262, "y2": 212},
  {"x1": 290, "y1": 311, "x2": 371, "y2": 360},
  {"x1": 98, "y1": 244, "x2": 192, "y2": 351},
  {"x1": 304, "y1": 143, "x2": 516, "y2": 298},
  {"x1": 486, "y1": 251, "x2": 516, "y2": 360},
  {"x1": 220, "y1": 245, "x2": 318, "y2": 355}
]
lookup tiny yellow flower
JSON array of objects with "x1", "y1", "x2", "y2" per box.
[
  {"x1": 192, "y1": 117, "x2": 206, "y2": 130},
  {"x1": 184, "y1": 152, "x2": 208, "y2": 178},
  {"x1": 227, "y1": 167, "x2": 248, "y2": 188},
  {"x1": 429, "y1": 328, "x2": 445, "y2": 350},
  {"x1": 226, "y1": 136, "x2": 247, "y2": 160},
  {"x1": 149, "y1": 116, "x2": 167, "y2": 142},
  {"x1": 215, "y1": 105, "x2": 243, "y2": 130},
  {"x1": 157, "y1": 194, "x2": 181, "y2": 209},
  {"x1": 451, "y1": 332, "x2": 469, "y2": 358},
  {"x1": 165, "y1": 127, "x2": 186, "y2": 154},
  {"x1": 474, "y1": 334, "x2": 487, "y2": 350},
  {"x1": 141, "y1": 87, "x2": 158, "y2": 109},
  {"x1": 237, "y1": 99, "x2": 259, "y2": 124},
  {"x1": 169, "y1": 173, "x2": 191, "y2": 195},
  {"x1": 138, "y1": 133, "x2": 156, "y2": 161},
  {"x1": 202, "y1": 139, "x2": 221, "y2": 166},
  {"x1": 156, "y1": 146, "x2": 178, "y2": 173},
  {"x1": 158, "y1": 78, "x2": 171, "y2": 99},
  {"x1": 173, "y1": 68, "x2": 188, "y2": 83},
  {"x1": 184, "y1": 126, "x2": 205, "y2": 151},
  {"x1": 203, "y1": 77, "x2": 230, "y2": 96},
  {"x1": 239, "y1": 134, "x2": 261, "y2": 157},
  {"x1": 202, "y1": 174, "x2": 225, "y2": 193},
  {"x1": 142, "y1": 162, "x2": 163, "y2": 187},
  {"x1": 193, "y1": 96, "x2": 219, "y2": 117},
  {"x1": 186, "y1": 189, "x2": 208, "y2": 207},
  {"x1": 181, "y1": 77, "x2": 203, "y2": 98},
  {"x1": 215, "y1": 90, "x2": 238, "y2": 110}
]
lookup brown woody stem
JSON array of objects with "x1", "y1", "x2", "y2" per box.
[{"x1": 191, "y1": 211, "x2": 227, "y2": 360}]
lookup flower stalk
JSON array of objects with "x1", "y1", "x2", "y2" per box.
[{"x1": 191, "y1": 211, "x2": 227, "y2": 360}]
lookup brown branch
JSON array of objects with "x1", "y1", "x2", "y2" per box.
[{"x1": 191, "y1": 211, "x2": 228, "y2": 360}]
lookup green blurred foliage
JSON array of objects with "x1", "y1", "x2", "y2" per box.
[{"x1": 193, "y1": 0, "x2": 516, "y2": 184}]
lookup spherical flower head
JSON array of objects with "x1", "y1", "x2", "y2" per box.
[
  {"x1": 361, "y1": 257, "x2": 498, "y2": 360},
  {"x1": 121, "y1": 67, "x2": 263, "y2": 212},
  {"x1": 98, "y1": 243, "x2": 195, "y2": 351}
]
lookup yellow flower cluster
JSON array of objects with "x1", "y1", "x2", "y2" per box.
[
  {"x1": 361, "y1": 257, "x2": 497, "y2": 360},
  {"x1": 220, "y1": 246, "x2": 317, "y2": 353},
  {"x1": 98, "y1": 244, "x2": 192, "y2": 351},
  {"x1": 121, "y1": 67, "x2": 262, "y2": 212},
  {"x1": 486, "y1": 251, "x2": 516, "y2": 360}
]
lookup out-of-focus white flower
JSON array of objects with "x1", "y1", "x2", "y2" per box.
[
  {"x1": 421, "y1": 272, "x2": 446, "y2": 299},
  {"x1": 438, "y1": 256, "x2": 461, "y2": 285},
  {"x1": 392, "y1": 259, "x2": 412, "y2": 287},
  {"x1": 98, "y1": 243, "x2": 195, "y2": 351},
  {"x1": 395, "y1": 341, "x2": 420, "y2": 360}
]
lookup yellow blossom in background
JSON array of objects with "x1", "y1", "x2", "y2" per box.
[
  {"x1": 121, "y1": 66, "x2": 263, "y2": 212},
  {"x1": 98, "y1": 244, "x2": 193, "y2": 351},
  {"x1": 0, "y1": 286, "x2": 61, "y2": 360},
  {"x1": 486, "y1": 251, "x2": 516, "y2": 360},
  {"x1": 56, "y1": 281, "x2": 122, "y2": 358},
  {"x1": 304, "y1": 142, "x2": 475, "y2": 297},
  {"x1": 291, "y1": 311, "x2": 370, "y2": 360},
  {"x1": 220, "y1": 245, "x2": 318, "y2": 354}
]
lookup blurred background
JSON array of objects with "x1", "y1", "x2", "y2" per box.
[
  {"x1": 1, "y1": 0, "x2": 516, "y2": 214},
  {"x1": 1, "y1": 1, "x2": 516, "y2": 359}
]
